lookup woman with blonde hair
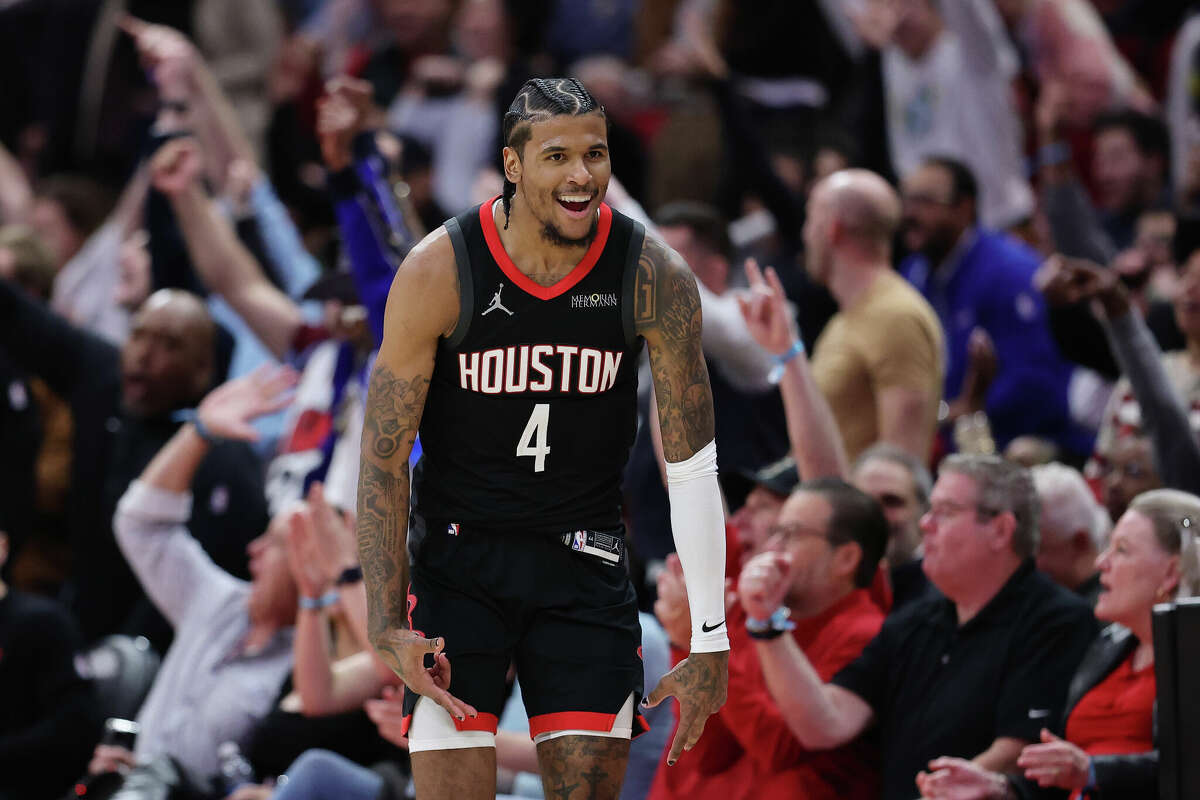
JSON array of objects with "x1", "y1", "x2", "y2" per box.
[{"x1": 915, "y1": 487, "x2": 1200, "y2": 800}]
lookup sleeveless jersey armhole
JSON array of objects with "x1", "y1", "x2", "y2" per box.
[
  {"x1": 621, "y1": 220, "x2": 646, "y2": 349},
  {"x1": 444, "y1": 216, "x2": 475, "y2": 349}
]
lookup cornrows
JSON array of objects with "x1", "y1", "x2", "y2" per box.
[{"x1": 500, "y1": 78, "x2": 605, "y2": 229}]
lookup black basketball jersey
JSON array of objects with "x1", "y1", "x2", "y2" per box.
[{"x1": 411, "y1": 198, "x2": 646, "y2": 531}]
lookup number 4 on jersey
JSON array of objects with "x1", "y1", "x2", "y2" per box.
[{"x1": 517, "y1": 403, "x2": 551, "y2": 472}]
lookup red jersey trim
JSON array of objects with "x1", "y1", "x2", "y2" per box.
[
  {"x1": 528, "y1": 710, "x2": 617, "y2": 738},
  {"x1": 527, "y1": 709, "x2": 651, "y2": 739},
  {"x1": 400, "y1": 711, "x2": 500, "y2": 736},
  {"x1": 454, "y1": 711, "x2": 500, "y2": 733},
  {"x1": 479, "y1": 197, "x2": 613, "y2": 301}
]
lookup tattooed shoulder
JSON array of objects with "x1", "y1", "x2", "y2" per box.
[{"x1": 633, "y1": 235, "x2": 698, "y2": 338}]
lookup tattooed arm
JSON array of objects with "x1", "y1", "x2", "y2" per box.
[
  {"x1": 356, "y1": 228, "x2": 477, "y2": 722},
  {"x1": 636, "y1": 235, "x2": 730, "y2": 766}
]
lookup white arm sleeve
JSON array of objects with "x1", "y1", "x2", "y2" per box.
[{"x1": 664, "y1": 439, "x2": 730, "y2": 653}]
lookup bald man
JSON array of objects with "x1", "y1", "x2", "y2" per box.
[
  {"x1": 802, "y1": 169, "x2": 945, "y2": 461},
  {"x1": 121, "y1": 289, "x2": 216, "y2": 418},
  {"x1": 0, "y1": 277, "x2": 268, "y2": 647}
]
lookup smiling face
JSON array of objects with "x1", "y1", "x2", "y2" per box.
[
  {"x1": 900, "y1": 163, "x2": 970, "y2": 263},
  {"x1": 504, "y1": 112, "x2": 611, "y2": 247}
]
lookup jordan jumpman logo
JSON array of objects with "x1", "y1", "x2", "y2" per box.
[{"x1": 482, "y1": 282, "x2": 514, "y2": 316}]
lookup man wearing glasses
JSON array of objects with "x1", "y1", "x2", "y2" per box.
[
  {"x1": 702, "y1": 477, "x2": 890, "y2": 799},
  {"x1": 745, "y1": 454, "x2": 1097, "y2": 800}
]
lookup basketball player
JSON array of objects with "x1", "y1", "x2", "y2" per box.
[{"x1": 355, "y1": 78, "x2": 729, "y2": 799}]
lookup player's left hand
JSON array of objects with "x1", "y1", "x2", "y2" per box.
[{"x1": 642, "y1": 649, "x2": 728, "y2": 766}]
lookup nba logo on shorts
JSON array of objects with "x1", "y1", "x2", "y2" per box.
[
  {"x1": 447, "y1": 523, "x2": 460, "y2": 536},
  {"x1": 573, "y1": 531, "x2": 587, "y2": 551}
]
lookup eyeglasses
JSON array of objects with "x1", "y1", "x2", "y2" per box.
[{"x1": 924, "y1": 501, "x2": 999, "y2": 524}]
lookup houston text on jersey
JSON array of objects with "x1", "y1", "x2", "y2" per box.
[{"x1": 458, "y1": 345, "x2": 624, "y2": 395}]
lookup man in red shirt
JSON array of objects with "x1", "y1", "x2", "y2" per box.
[{"x1": 650, "y1": 477, "x2": 887, "y2": 800}]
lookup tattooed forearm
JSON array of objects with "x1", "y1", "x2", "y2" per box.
[
  {"x1": 635, "y1": 236, "x2": 715, "y2": 461},
  {"x1": 357, "y1": 365, "x2": 429, "y2": 647}
]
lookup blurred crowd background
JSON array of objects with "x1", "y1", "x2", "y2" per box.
[{"x1": 2, "y1": 0, "x2": 1200, "y2": 799}]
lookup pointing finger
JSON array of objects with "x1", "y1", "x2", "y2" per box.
[
  {"x1": 666, "y1": 714, "x2": 696, "y2": 766},
  {"x1": 744, "y1": 258, "x2": 763, "y2": 288},
  {"x1": 764, "y1": 265, "x2": 787, "y2": 298},
  {"x1": 683, "y1": 713, "x2": 709, "y2": 751}
]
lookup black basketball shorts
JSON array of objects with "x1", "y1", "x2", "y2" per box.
[{"x1": 400, "y1": 514, "x2": 650, "y2": 739}]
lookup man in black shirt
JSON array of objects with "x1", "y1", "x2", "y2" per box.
[
  {"x1": 0, "y1": 279, "x2": 268, "y2": 649},
  {"x1": 748, "y1": 454, "x2": 1096, "y2": 800},
  {"x1": 0, "y1": 530, "x2": 100, "y2": 799}
]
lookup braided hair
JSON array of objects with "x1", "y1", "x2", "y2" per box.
[{"x1": 500, "y1": 78, "x2": 604, "y2": 229}]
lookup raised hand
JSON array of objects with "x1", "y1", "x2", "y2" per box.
[
  {"x1": 195, "y1": 364, "x2": 298, "y2": 441},
  {"x1": 1016, "y1": 729, "x2": 1090, "y2": 790},
  {"x1": 119, "y1": 15, "x2": 198, "y2": 99},
  {"x1": 306, "y1": 482, "x2": 359, "y2": 576},
  {"x1": 1034, "y1": 254, "x2": 1129, "y2": 318},
  {"x1": 150, "y1": 138, "x2": 204, "y2": 197},
  {"x1": 850, "y1": 0, "x2": 900, "y2": 51},
  {"x1": 317, "y1": 76, "x2": 376, "y2": 171},
  {"x1": 737, "y1": 549, "x2": 792, "y2": 622},
  {"x1": 959, "y1": 328, "x2": 997, "y2": 414},
  {"x1": 642, "y1": 649, "x2": 728, "y2": 766},
  {"x1": 736, "y1": 258, "x2": 798, "y2": 356},
  {"x1": 285, "y1": 508, "x2": 332, "y2": 599},
  {"x1": 373, "y1": 629, "x2": 478, "y2": 723}
]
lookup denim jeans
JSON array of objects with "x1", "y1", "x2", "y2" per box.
[{"x1": 272, "y1": 749, "x2": 384, "y2": 800}]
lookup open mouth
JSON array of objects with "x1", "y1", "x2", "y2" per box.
[{"x1": 556, "y1": 193, "x2": 593, "y2": 217}]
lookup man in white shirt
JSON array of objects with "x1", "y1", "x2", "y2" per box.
[{"x1": 855, "y1": 0, "x2": 1034, "y2": 229}]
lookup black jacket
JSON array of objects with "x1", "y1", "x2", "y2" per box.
[
  {"x1": 1008, "y1": 624, "x2": 1157, "y2": 800},
  {"x1": 0, "y1": 279, "x2": 267, "y2": 648}
]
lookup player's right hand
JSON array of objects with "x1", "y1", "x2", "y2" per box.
[{"x1": 379, "y1": 630, "x2": 478, "y2": 722}]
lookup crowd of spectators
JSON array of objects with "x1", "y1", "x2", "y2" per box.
[{"x1": 2, "y1": 0, "x2": 1200, "y2": 798}]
